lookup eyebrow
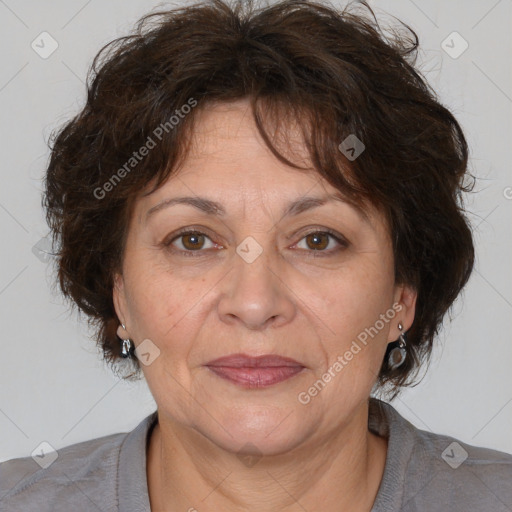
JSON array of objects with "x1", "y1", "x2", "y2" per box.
[{"x1": 144, "y1": 193, "x2": 371, "y2": 225}]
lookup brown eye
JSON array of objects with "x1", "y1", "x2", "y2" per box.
[
  {"x1": 181, "y1": 232, "x2": 206, "y2": 250},
  {"x1": 294, "y1": 229, "x2": 348, "y2": 255},
  {"x1": 165, "y1": 230, "x2": 217, "y2": 256},
  {"x1": 304, "y1": 232, "x2": 330, "y2": 250}
]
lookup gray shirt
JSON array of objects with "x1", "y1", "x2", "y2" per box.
[{"x1": 1, "y1": 398, "x2": 511, "y2": 511}]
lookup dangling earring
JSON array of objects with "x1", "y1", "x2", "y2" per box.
[
  {"x1": 388, "y1": 322, "x2": 407, "y2": 370},
  {"x1": 120, "y1": 323, "x2": 133, "y2": 358}
]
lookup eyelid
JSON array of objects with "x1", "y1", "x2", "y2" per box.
[
  {"x1": 162, "y1": 225, "x2": 218, "y2": 244},
  {"x1": 290, "y1": 227, "x2": 349, "y2": 254},
  {"x1": 288, "y1": 226, "x2": 348, "y2": 243}
]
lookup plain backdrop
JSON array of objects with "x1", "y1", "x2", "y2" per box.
[{"x1": 0, "y1": 0, "x2": 511, "y2": 463}]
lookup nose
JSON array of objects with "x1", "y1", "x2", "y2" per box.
[{"x1": 217, "y1": 240, "x2": 296, "y2": 330}]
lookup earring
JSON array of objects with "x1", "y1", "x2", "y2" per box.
[
  {"x1": 388, "y1": 322, "x2": 407, "y2": 370},
  {"x1": 120, "y1": 323, "x2": 133, "y2": 358}
]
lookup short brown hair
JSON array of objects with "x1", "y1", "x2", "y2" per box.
[{"x1": 44, "y1": 0, "x2": 475, "y2": 398}]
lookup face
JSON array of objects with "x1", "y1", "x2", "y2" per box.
[{"x1": 114, "y1": 99, "x2": 416, "y2": 455}]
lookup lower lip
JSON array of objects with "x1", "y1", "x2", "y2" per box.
[{"x1": 206, "y1": 366, "x2": 304, "y2": 388}]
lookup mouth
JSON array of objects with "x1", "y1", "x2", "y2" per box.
[{"x1": 205, "y1": 353, "x2": 305, "y2": 388}]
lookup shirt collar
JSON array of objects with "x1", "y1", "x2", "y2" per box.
[
  {"x1": 368, "y1": 397, "x2": 415, "y2": 511},
  {"x1": 118, "y1": 410, "x2": 158, "y2": 512}
]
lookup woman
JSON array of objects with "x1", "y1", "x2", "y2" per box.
[{"x1": 1, "y1": 0, "x2": 511, "y2": 510}]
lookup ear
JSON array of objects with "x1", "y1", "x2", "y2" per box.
[
  {"x1": 113, "y1": 272, "x2": 129, "y2": 340},
  {"x1": 388, "y1": 283, "x2": 417, "y2": 342}
]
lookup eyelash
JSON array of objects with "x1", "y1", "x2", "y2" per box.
[{"x1": 163, "y1": 227, "x2": 348, "y2": 258}]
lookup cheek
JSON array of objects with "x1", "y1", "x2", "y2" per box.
[
  {"x1": 121, "y1": 248, "x2": 176, "y2": 335},
  {"x1": 122, "y1": 253, "x2": 211, "y2": 345},
  {"x1": 315, "y1": 253, "x2": 395, "y2": 367},
  {"x1": 322, "y1": 254, "x2": 394, "y2": 323}
]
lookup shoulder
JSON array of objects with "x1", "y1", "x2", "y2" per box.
[
  {"x1": 407, "y1": 429, "x2": 512, "y2": 511},
  {"x1": 370, "y1": 399, "x2": 512, "y2": 511},
  {"x1": 401, "y1": 413, "x2": 512, "y2": 509},
  {"x1": 0, "y1": 430, "x2": 128, "y2": 512}
]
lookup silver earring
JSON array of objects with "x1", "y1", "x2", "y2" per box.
[
  {"x1": 388, "y1": 322, "x2": 407, "y2": 370},
  {"x1": 120, "y1": 323, "x2": 133, "y2": 358}
]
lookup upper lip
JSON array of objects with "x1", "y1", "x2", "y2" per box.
[{"x1": 206, "y1": 353, "x2": 304, "y2": 368}]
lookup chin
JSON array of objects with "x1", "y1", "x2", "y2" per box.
[{"x1": 199, "y1": 407, "x2": 312, "y2": 457}]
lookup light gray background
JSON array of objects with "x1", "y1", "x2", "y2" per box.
[{"x1": 0, "y1": 0, "x2": 511, "y2": 463}]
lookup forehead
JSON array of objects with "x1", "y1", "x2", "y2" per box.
[
  {"x1": 184, "y1": 99, "x2": 311, "y2": 171},
  {"x1": 135, "y1": 99, "x2": 384, "y2": 233}
]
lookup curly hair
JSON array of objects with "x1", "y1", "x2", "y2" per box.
[{"x1": 43, "y1": 0, "x2": 475, "y2": 398}]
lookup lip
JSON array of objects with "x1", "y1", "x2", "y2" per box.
[
  {"x1": 205, "y1": 353, "x2": 304, "y2": 368},
  {"x1": 206, "y1": 366, "x2": 305, "y2": 388},
  {"x1": 205, "y1": 353, "x2": 305, "y2": 388}
]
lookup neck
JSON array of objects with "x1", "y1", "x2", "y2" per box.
[{"x1": 147, "y1": 400, "x2": 388, "y2": 512}]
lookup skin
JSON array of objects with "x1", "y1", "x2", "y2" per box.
[{"x1": 113, "y1": 99, "x2": 417, "y2": 512}]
